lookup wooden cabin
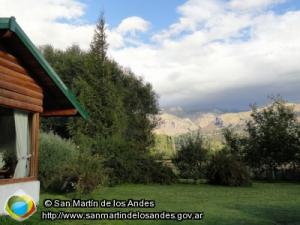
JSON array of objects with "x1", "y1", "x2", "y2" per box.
[{"x1": 0, "y1": 17, "x2": 88, "y2": 213}]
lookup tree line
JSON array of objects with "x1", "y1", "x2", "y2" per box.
[{"x1": 174, "y1": 98, "x2": 300, "y2": 185}]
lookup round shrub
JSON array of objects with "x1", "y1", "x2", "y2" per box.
[
  {"x1": 135, "y1": 158, "x2": 177, "y2": 184},
  {"x1": 39, "y1": 132, "x2": 106, "y2": 193},
  {"x1": 206, "y1": 150, "x2": 251, "y2": 186},
  {"x1": 39, "y1": 132, "x2": 79, "y2": 192},
  {"x1": 173, "y1": 134, "x2": 208, "y2": 181}
]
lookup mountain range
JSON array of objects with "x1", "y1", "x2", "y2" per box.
[{"x1": 155, "y1": 103, "x2": 300, "y2": 136}]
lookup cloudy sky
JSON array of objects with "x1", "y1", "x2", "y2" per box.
[{"x1": 1, "y1": 0, "x2": 300, "y2": 111}]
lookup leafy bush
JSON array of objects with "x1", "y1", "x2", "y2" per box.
[
  {"x1": 173, "y1": 133, "x2": 208, "y2": 181},
  {"x1": 39, "y1": 132, "x2": 78, "y2": 192},
  {"x1": 222, "y1": 127, "x2": 246, "y2": 160},
  {"x1": 105, "y1": 154, "x2": 176, "y2": 185},
  {"x1": 134, "y1": 158, "x2": 177, "y2": 184},
  {"x1": 206, "y1": 150, "x2": 251, "y2": 186},
  {"x1": 39, "y1": 132, "x2": 106, "y2": 193},
  {"x1": 76, "y1": 151, "x2": 106, "y2": 193}
]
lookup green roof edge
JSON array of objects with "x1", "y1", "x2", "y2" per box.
[{"x1": 0, "y1": 17, "x2": 89, "y2": 120}]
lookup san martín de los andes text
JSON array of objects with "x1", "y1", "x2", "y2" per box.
[{"x1": 45, "y1": 199, "x2": 156, "y2": 209}]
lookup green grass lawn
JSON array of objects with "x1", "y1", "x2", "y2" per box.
[{"x1": 1, "y1": 182, "x2": 300, "y2": 225}]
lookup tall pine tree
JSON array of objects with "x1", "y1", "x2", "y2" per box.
[
  {"x1": 42, "y1": 14, "x2": 171, "y2": 185},
  {"x1": 69, "y1": 14, "x2": 127, "y2": 155},
  {"x1": 90, "y1": 13, "x2": 108, "y2": 62}
]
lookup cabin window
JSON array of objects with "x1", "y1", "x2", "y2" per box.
[{"x1": 0, "y1": 107, "x2": 32, "y2": 179}]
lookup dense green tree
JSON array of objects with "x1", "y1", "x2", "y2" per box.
[
  {"x1": 64, "y1": 15, "x2": 166, "y2": 184},
  {"x1": 222, "y1": 127, "x2": 246, "y2": 160},
  {"x1": 245, "y1": 98, "x2": 300, "y2": 178},
  {"x1": 69, "y1": 15, "x2": 127, "y2": 156},
  {"x1": 98, "y1": 65, "x2": 162, "y2": 184},
  {"x1": 173, "y1": 133, "x2": 208, "y2": 182},
  {"x1": 204, "y1": 128, "x2": 252, "y2": 186},
  {"x1": 40, "y1": 13, "x2": 173, "y2": 186},
  {"x1": 40, "y1": 45, "x2": 88, "y2": 138},
  {"x1": 41, "y1": 45, "x2": 86, "y2": 87}
]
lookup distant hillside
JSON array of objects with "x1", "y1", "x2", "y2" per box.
[
  {"x1": 155, "y1": 103, "x2": 300, "y2": 136},
  {"x1": 155, "y1": 113, "x2": 198, "y2": 136},
  {"x1": 152, "y1": 103, "x2": 300, "y2": 159}
]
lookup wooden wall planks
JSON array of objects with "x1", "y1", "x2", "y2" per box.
[{"x1": 0, "y1": 50, "x2": 43, "y2": 112}]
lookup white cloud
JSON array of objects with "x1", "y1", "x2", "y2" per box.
[
  {"x1": 110, "y1": 0, "x2": 300, "y2": 109},
  {"x1": 0, "y1": 1, "x2": 150, "y2": 51},
  {"x1": 0, "y1": 0, "x2": 94, "y2": 49},
  {"x1": 107, "y1": 17, "x2": 151, "y2": 50},
  {"x1": 0, "y1": 0, "x2": 85, "y2": 21},
  {"x1": 153, "y1": 0, "x2": 225, "y2": 41},
  {"x1": 1, "y1": 0, "x2": 299, "y2": 109},
  {"x1": 106, "y1": 29, "x2": 125, "y2": 49},
  {"x1": 178, "y1": 0, "x2": 224, "y2": 21},
  {"x1": 117, "y1": 16, "x2": 150, "y2": 34}
]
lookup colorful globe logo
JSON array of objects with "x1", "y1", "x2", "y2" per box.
[{"x1": 4, "y1": 192, "x2": 37, "y2": 221}]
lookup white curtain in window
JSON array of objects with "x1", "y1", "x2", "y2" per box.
[{"x1": 13, "y1": 110, "x2": 30, "y2": 178}]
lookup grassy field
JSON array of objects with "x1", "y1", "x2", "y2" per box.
[{"x1": 1, "y1": 182, "x2": 300, "y2": 225}]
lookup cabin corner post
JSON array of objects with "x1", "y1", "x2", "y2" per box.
[{"x1": 30, "y1": 112, "x2": 39, "y2": 179}]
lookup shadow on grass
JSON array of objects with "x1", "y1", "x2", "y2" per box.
[{"x1": 230, "y1": 204, "x2": 300, "y2": 225}]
